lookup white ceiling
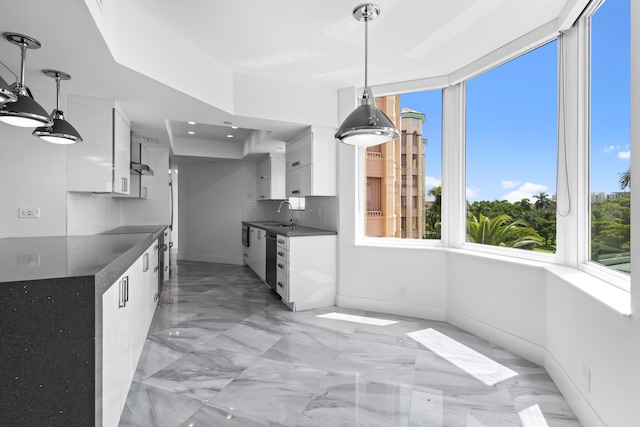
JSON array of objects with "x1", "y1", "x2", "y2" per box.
[{"x1": 0, "y1": 0, "x2": 581, "y2": 163}]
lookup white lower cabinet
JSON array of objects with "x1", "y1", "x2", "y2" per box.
[
  {"x1": 275, "y1": 235, "x2": 336, "y2": 311},
  {"x1": 247, "y1": 226, "x2": 266, "y2": 281},
  {"x1": 102, "y1": 239, "x2": 158, "y2": 427}
]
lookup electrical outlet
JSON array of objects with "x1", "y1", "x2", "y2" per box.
[
  {"x1": 582, "y1": 364, "x2": 591, "y2": 393},
  {"x1": 18, "y1": 208, "x2": 40, "y2": 218},
  {"x1": 400, "y1": 285, "x2": 407, "y2": 297},
  {"x1": 18, "y1": 255, "x2": 41, "y2": 266}
]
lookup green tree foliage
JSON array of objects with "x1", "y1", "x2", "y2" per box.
[
  {"x1": 466, "y1": 213, "x2": 544, "y2": 249},
  {"x1": 591, "y1": 195, "x2": 631, "y2": 258},
  {"x1": 425, "y1": 186, "x2": 441, "y2": 239}
]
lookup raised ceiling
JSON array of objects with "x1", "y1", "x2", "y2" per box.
[{"x1": 0, "y1": 0, "x2": 584, "y2": 162}]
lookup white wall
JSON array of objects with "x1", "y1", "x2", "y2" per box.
[
  {"x1": 0, "y1": 93, "x2": 68, "y2": 238},
  {"x1": 178, "y1": 159, "x2": 256, "y2": 264}
]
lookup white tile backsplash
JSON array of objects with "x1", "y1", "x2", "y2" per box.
[
  {"x1": 252, "y1": 196, "x2": 338, "y2": 231},
  {"x1": 67, "y1": 192, "x2": 123, "y2": 235}
]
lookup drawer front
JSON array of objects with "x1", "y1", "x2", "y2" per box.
[
  {"x1": 276, "y1": 235, "x2": 289, "y2": 250},
  {"x1": 276, "y1": 259, "x2": 289, "y2": 276},
  {"x1": 276, "y1": 270, "x2": 289, "y2": 301},
  {"x1": 276, "y1": 247, "x2": 288, "y2": 263}
]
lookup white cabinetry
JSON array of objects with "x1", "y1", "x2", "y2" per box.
[
  {"x1": 256, "y1": 154, "x2": 285, "y2": 200},
  {"x1": 102, "y1": 239, "x2": 158, "y2": 427},
  {"x1": 247, "y1": 226, "x2": 266, "y2": 281},
  {"x1": 285, "y1": 128, "x2": 336, "y2": 197},
  {"x1": 274, "y1": 234, "x2": 336, "y2": 311},
  {"x1": 66, "y1": 96, "x2": 130, "y2": 194}
]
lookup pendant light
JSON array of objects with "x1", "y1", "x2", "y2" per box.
[
  {"x1": 0, "y1": 33, "x2": 52, "y2": 128},
  {"x1": 335, "y1": 3, "x2": 400, "y2": 147},
  {"x1": 33, "y1": 70, "x2": 83, "y2": 144},
  {"x1": 0, "y1": 75, "x2": 17, "y2": 104}
]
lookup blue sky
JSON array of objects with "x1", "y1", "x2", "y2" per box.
[{"x1": 402, "y1": 0, "x2": 630, "y2": 202}]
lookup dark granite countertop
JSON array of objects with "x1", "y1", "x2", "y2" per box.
[
  {"x1": 0, "y1": 225, "x2": 167, "y2": 286},
  {"x1": 243, "y1": 220, "x2": 337, "y2": 237}
]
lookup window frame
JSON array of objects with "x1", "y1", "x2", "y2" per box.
[{"x1": 353, "y1": 0, "x2": 630, "y2": 292}]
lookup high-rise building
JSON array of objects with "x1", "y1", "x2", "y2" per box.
[{"x1": 364, "y1": 96, "x2": 426, "y2": 238}]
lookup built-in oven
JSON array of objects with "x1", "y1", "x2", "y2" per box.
[{"x1": 242, "y1": 223, "x2": 250, "y2": 248}]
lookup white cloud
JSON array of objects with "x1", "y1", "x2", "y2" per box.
[
  {"x1": 604, "y1": 145, "x2": 616, "y2": 154},
  {"x1": 618, "y1": 150, "x2": 631, "y2": 159},
  {"x1": 424, "y1": 176, "x2": 442, "y2": 187},
  {"x1": 501, "y1": 180, "x2": 520, "y2": 189},
  {"x1": 466, "y1": 186, "x2": 480, "y2": 199},
  {"x1": 502, "y1": 182, "x2": 549, "y2": 203}
]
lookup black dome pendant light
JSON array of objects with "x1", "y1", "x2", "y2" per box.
[
  {"x1": 0, "y1": 33, "x2": 53, "y2": 128},
  {"x1": 33, "y1": 70, "x2": 83, "y2": 144},
  {"x1": 335, "y1": 3, "x2": 400, "y2": 147}
]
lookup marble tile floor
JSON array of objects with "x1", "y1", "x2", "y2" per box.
[{"x1": 119, "y1": 261, "x2": 581, "y2": 427}]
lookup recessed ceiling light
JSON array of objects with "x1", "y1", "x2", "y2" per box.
[
  {"x1": 188, "y1": 121, "x2": 196, "y2": 125},
  {"x1": 231, "y1": 126, "x2": 239, "y2": 129},
  {"x1": 226, "y1": 134, "x2": 233, "y2": 138},
  {"x1": 188, "y1": 131, "x2": 195, "y2": 135}
]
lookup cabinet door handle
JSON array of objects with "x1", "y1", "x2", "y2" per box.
[
  {"x1": 143, "y1": 253, "x2": 149, "y2": 272},
  {"x1": 154, "y1": 265, "x2": 159, "y2": 273},
  {"x1": 122, "y1": 177, "x2": 128, "y2": 192},
  {"x1": 124, "y1": 276, "x2": 129, "y2": 303},
  {"x1": 118, "y1": 279, "x2": 126, "y2": 308},
  {"x1": 142, "y1": 187, "x2": 148, "y2": 198},
  {"x1": 292, "y1": 161, "x2": 300, "y2": 167},
  {"x1": 277, "y1": 239, "x2": 285, "y2": 244},
  {"x1": 291, "y1": 190, "x2": 300, "y2": 194},
  {"x1": 277, "y1": 263, "x2": 285, "y2": 269},
  {"x1": 259, "y1": 175, "x2": 266, "y2": 180},
  {"x1": 260, "y1": 195, "x2": 265, "y2": 199},
  {"x1": 277, "y1": 281, "x2": 284, "y2": 288},
  {"x1": 277, "y1": 251, "x2": 284, "y2": 257}
]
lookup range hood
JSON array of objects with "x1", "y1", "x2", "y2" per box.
[{"x1": 130, "y1": 161, "x2": 154, "y2": 175}]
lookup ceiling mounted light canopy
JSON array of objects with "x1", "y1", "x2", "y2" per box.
[
  {"x1": 335, "y1": 3, "x2": 400, "y2": 147},
  {"x1": 0, "y1": 33, "x2": 53, "y2": 128},
  {"x1": 33, "y1": 70, "x2": 83, "y2": 144}
]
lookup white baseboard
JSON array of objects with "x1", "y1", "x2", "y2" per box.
[
  {"x1": 445, "y1": 308, "x2": 546, "y2": 366},
  {"x1": 335, "y1": 294, "x2": 446, "y2": 321},
  {"x1": 545, "y1": 351, "x2": 607, "y2": 427}
]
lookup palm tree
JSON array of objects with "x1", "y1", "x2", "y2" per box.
[
  {"x1": 619, "y1": 168, "x2": 630, "y2": 190},
  {"x1": 425, "y1": 186, "x2": 442, "y2": 239},
  {"x1": 466, "y1": 214, "x2": 544, "y2": 249},
  {"x1": 533, "y1": 192, "x2": 551, "y2": 210}
]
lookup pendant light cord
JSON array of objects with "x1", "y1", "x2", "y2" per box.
[{"x1": 364, "y1": 17, "x2": 369, "y2": 90}]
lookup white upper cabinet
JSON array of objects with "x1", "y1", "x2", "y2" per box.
[
  {"x1": 66, "y1": 96, "x2": 130, "y2": 194},
  {"x1": 285, "y1": 127, "x2": 336, "y2": 197},
  {"x1": 256, "y1": 154, "x2": 285, "y2": 200}
]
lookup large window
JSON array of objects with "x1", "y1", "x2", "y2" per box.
[
  {"x1": 589, "y1": 0, "x2": 631, "y2": 274},
  {"x1": 363, "y1": 90, "x2": 442, "y2": 239},
  {"x1": 465, "y1": 41, "x2": 558, "y2": 252}
]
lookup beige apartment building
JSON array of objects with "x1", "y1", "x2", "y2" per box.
[{"x1": 365, "y1": 96, "x2": 426, "y2": 238}]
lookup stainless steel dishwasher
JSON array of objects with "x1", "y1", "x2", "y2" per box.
[{"x1": 265, "y1": 231, "x2": 278, "y2": 292}]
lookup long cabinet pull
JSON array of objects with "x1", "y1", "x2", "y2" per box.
[
  {"x1": 118, "y1": 279, "x2": 126, "y2": 308},
  {"x1": 124, "y1": 276, "x2": 129, "y2": 303},
  {"x1": 277, "y1": 281, "x2": 284, "y2": 288},
  {"x1": 277, "y1": 251, "x2": 285, "y2": 257},
  {"x1": 277, "y1": 263, "x2": 285, "y2": 269},
  {"x1": 154, "y1": 266, "x2": 159, "y2": 273},
  {"x1": 292, "y1": 161, "x2": 300, "y2": 167},
  {"x1": 291, "y1": 190, "x2": 300, "y2": 194},
  {"x1": 122, "y1": 177, "x2": 128, "y2": 192}
]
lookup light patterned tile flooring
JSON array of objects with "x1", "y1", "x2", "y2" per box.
[{"x1": 118, "y1": 261, "x2": 581, "y2": 426}]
